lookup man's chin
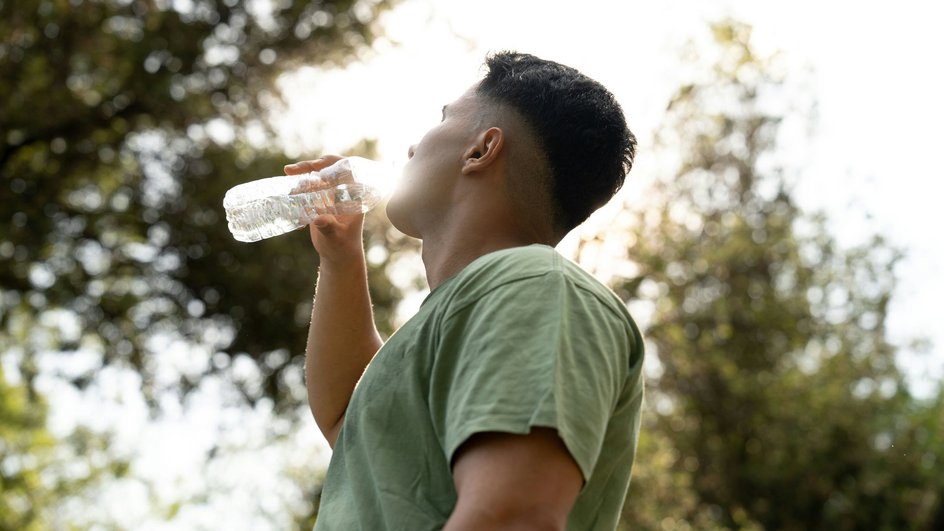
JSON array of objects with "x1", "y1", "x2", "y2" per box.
[{"x1": 384, "y1": 202, "x2": 421, "y2": 239}]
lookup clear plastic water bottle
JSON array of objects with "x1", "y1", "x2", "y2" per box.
[{"x1": 223, "y1": 156, "x2": 395, "y2": 242}]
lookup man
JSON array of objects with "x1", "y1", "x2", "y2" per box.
[{"x1": 286, "y1": 51, "x2": 644, "y2": 530}]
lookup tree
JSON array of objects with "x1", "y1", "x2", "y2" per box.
[
  {"x1": 0, "y1": 364, "x2": 53, "y2": 531},
  {"x1": 613, "y1": 20, "x2": 944, "y2": 530},
  {"x1": 1, "y1": 0, "x2": 404, "y2": 409},
  {"x1": 1, "y1": 0, "x2": 413, "y2": 525},
  {"x1": 1, "y1": 364, "x2": 129, "y2": 531}
]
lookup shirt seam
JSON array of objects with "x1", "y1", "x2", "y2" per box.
[{"x1": 441, "y1": 270, "x2": 632, "y2": 327}]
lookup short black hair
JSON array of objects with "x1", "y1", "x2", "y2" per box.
[{"x1": 476, "y1": 51, "x2": 637, "y2": 233}]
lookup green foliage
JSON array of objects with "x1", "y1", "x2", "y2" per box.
[
  {"x1": 0, "y1": 365, "x2": 52, "y2": 531},
  {"x1": 0, "y1": 365, "x2": 129, "y2": 531},
  {"x1": 1, "y1": 0, "x2": 401, "y2": 406},
  {"x1": 1, "y1": 0, "x2": 406, "y2": 525},
  {"x1": 615, "y1": 20, "x2": 944, "y2": 531}
]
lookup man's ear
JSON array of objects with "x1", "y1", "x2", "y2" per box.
[{"x1": 461, "y1": 127, "x2": 504, "y2": 175}]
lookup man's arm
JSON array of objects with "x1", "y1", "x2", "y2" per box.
[
  {"x1": 443, "y1": 428, "x2": 583, "y2": 531},
  {"x1": 286, "y1": 156, "x2": 383, "y2": 448}
]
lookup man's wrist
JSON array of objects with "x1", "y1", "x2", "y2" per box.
[{"x1": 317, "y1": 249, "x2": 367, "y2": 275}]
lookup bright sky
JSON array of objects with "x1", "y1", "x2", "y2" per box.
[{"x1": 277, "y1": 0, "x2": 944, "y2": 395}]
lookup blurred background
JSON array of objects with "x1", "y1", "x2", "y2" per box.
[{"x1": 2, "y1": 0, "x2": 942, "y2": 529}]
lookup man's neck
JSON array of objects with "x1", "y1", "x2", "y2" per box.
[
  {"x1": 420, "y1": 232, "x2": 542, "y2": 290},
  {"x1": 417, "y1": 185, "x2": 558, "y2": 290}
]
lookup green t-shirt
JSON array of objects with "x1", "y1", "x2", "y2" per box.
[{"x1": 314, "y1": 245, "x2": 645, "y2": 530}]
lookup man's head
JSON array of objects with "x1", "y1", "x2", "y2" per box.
[
  {"x1": 387, "y1": 51, "x2": 635, "y2": 243},
  {"x1": 476, "y1": 51, "x2": 637, "y2": 237}
]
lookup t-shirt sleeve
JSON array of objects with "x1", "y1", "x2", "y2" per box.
[{"x1": 428, "y1": 272, "x2": 633, "y2": 482}]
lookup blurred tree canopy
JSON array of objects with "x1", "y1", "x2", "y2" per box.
[
  {"x1": 1, "y1": 0, "x2": 410, "y2": 526},
  {"x1": 615, "y1": 20, "x2": 944, "y2": 530},
  {"x1": 0, "y1": 0, "x2": 406, "y2": 408},
  {"x1": 1, "y1": 365, "x2": 53, "y2": 531},
  {"x1": 1, "y1": 366, "x2": 127, "y2": 530}
]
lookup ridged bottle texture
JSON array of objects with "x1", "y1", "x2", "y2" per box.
[{"x1": 223, "y1": 157, "x2": 392, "y2": 242}]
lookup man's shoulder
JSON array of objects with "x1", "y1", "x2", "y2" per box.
[
  {"x1": 445, "y1": 245, "x2": 629, "y2": 321},
  {"x1": 465, "y1": 244, "x2": 559, "y2": 279},
  {"x1": 450, "y1": 244, "x2": 569, "y2": 295}
]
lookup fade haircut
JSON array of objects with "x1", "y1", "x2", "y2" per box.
[{"x1": 476, "y1": 51, "x2": 637, "y2": 233}]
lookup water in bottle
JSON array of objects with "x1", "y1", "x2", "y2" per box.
[{"x1": 223, "y1": 156, "x2": 394, "y2": 242}]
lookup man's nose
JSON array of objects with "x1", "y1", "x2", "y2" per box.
[{"x1": 407, "y1": 145, "x2": 415, "y2": 159}]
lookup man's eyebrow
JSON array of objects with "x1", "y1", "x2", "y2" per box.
[{"x1": 442, "y1": 104, "x2": 448, "y2": 116}]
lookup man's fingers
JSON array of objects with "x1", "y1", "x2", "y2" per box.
[
  {"x1": 284, "y1": 159, "x2": 321, "y2": 175},
  {"x1": 284, "y1": 154, "x2": 344, "y2": 175},
  {"x1": 311, "y1": 215, "x2": 335, "y2": 229}
]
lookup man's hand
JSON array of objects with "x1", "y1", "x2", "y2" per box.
[
  {"x1": 290, "y1": 155, "x2": 383, "y2": 447},
  {"x1": 284, "y1": 155, "x2": 364, "y2": 265},
  {"x1": 444, "y1": 428, "x2": 583, "y2": 530}
]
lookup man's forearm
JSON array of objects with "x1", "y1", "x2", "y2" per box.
[
  {"x1": 305, "y1": 252, "x2": 383, "y2": 447},
  {"x1": 443, "y1": 510, "x2": 564, "y2": 531}
]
